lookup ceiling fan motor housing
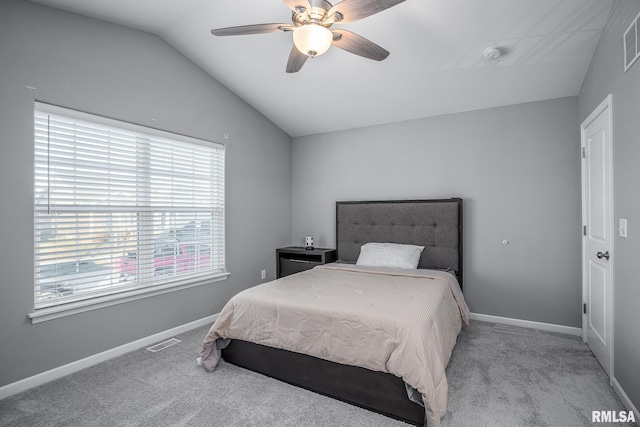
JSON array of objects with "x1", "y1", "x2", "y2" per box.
[
  {"x1": 309, "y1": 0, "x2": 332, "y2": 12},
  {"x1": 293, "y1": 0, "x2": 334, "y2": 27}
]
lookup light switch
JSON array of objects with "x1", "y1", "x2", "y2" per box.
[{"x1": 619, "y1": 218, "x2": 628, "y2": 238}]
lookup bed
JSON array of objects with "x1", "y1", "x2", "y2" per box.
[{"x1": 201, "y1": 198, "x2": 468, "y2": 427}]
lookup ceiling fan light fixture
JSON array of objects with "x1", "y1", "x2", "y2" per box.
[{"x1": 293, "y1": 24, "x2": 333, "y2": 57}]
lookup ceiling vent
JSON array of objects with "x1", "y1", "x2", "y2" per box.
[{"x1": 624, "y1": 10, "x2": 640, "y2": 72}]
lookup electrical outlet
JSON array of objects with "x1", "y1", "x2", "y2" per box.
[{"x1": 261, "y1": 269, "x2": 266, "y2": 280}]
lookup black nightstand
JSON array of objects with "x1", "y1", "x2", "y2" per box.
[{"x1": 276, "y1": 246, "x2": 337, "y2": 278}]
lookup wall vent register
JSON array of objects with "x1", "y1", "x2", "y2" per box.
[{"x1": 624, "y1": 10, "x2": 640, "y2": 72}]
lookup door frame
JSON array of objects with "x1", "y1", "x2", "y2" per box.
[{"x1": 580, "y1": 93, "x2": 614, "y2": 380}]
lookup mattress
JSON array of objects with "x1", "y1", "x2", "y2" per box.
[{"x1": 202, "y1": 263, "x2": 469, "y2": 426}]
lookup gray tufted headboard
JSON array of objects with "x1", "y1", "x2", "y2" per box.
[{"x1": 336, "y1": 198, "x2": 463, "y2": 288}]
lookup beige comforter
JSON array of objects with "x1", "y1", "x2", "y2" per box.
[{"x1": 201, "y1": 263, "x2": 470, "y2": 427}]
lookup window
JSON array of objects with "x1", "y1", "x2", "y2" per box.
[{"x1": 33, "y1": 102, "x2": 226, "y2": 312}]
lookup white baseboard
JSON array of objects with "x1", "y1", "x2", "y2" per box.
[
  {"x1": 470, "y1": 312, "x2": 582, "y2": 336},
  {"x1": 612, "y1": 376, "x2": 640, "y2": 423},
  {"x1": 0, "y1": 313, "x2": 219, "y2": 400}
]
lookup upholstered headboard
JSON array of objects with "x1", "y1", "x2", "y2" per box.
[{"x1": 335, "y1": 198, "x2": 463, "y2": 288}]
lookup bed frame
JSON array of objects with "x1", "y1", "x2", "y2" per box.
[{"x1": 221, "y1": 198, "x2": 463, "y2": 426}]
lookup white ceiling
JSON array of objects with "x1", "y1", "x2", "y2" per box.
[{"x1": 30, "y1": 0, "x2": 613, "y2": 137}]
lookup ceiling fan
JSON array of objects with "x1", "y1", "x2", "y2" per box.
[{"x1": 211, "y1": 0, "x2": 407, "y2": 73}]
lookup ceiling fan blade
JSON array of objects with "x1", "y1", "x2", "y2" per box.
[
  {"x1": 283, "y1": 0, "x2": 312, "y2": 13},
  {"x1": 211, "y1": 23, "x2": 293, "y2": 37},
  {"x1": 331, "y1": 30, "x2": 389, "y2": 61},
  {"x1": 328, "y1": 0, "x2": 406, "y2": 24},
  {"x1": 286, "y1": 45, "x2": 308, "y2": 73}
]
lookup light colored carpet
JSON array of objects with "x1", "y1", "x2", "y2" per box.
[
  {"x1": 444, "y1": 322, "x2": 633, "y2": 426},
  {"x1": 0, "y1": 320, "x2": 633, "y2": 426}
]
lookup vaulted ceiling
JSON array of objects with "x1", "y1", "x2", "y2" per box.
[{"x1": 30, "y1": 0, "x2": 613, "y2": 137}]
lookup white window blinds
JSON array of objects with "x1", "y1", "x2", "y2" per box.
[{"x1": 34, "y1": 102, "x2": 225, "y2": 309}]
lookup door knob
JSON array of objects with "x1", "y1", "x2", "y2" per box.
[{"x1": 597, "y1": 251, "x2": 610, "y2": 260}]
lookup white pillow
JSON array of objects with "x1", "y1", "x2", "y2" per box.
[{"x1": 356, "y1": 242, "x2": 425, "y2": 270}]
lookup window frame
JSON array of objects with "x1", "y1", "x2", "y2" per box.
[{"x1": 29, "y1": 102, "x2": 228, "y2": 324}]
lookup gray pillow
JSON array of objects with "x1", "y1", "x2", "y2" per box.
[{"x1": 356, "y1": 242, "x2": 425, "y2": 269}]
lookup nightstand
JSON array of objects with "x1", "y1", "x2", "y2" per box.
[{"x1": 276, "y1": 246, "x2": 337, "y2": 278}]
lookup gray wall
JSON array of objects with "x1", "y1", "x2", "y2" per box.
[
  {"x1": 578, "y1": 0, "x2": 640, "y2": 411},
  {"x1": 292, "y1": 97, "x2": 581, "y2": 327},
  {"x1": 0, "y1": 0, "x2": 292, "y2": 388}
]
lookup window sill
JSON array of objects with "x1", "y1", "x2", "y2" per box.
[{"x1": 28, "y1": 272, "x2": 230, "y2": 324}]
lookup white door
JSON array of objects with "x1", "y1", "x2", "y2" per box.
[{"x1": 581, "y1": 94, "x2": 613, "y2": 377}]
